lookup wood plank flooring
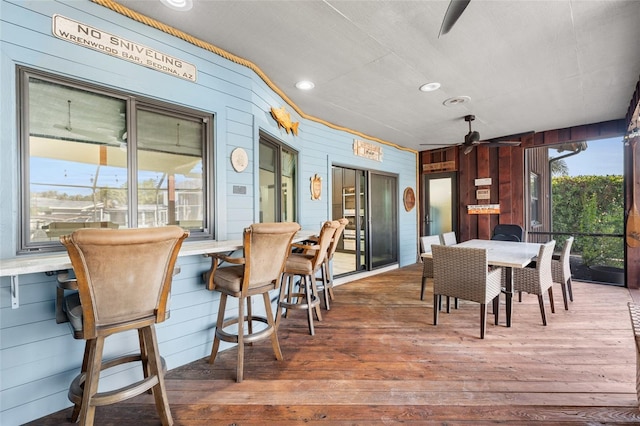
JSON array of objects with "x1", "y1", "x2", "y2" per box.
[{"x1": 30, "y1": 263, "x2": 640, "y2": 425}]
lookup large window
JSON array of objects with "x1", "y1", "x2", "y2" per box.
[
  {"x1": 259, "y1": 133, "x2": 297, "y2": 222},
  {"x1": 19, "y1": 69, "x2": 212, "y2": 251},
  {"x1": 526, "y1": 138, "x2": 624, "y2": 284}
]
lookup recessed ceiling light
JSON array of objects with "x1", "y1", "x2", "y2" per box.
[
  {"x1": 160, "y1": 0, "x2": 193, "y2": 11},
  {"x1": 419, "y1": 82, "x2": 441, "y2": 92},
  {"x1": 295, "y1": 80, "x2": 315, "y2": 90},
  {"x1": 443, "y1": 96, "x2": 471, "y2": 107}
]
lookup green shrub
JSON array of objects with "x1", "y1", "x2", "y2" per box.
[{"x1": 552, "y1": 175, "x2": 623, "y2": 267}]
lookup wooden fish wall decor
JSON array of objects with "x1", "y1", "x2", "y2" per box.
[{"x1": 270, "y1": 106, "x2": 299, "y2": 135}]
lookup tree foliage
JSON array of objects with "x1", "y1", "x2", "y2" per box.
[{"x1": 551, "y1": 175, "x2": 624, "y2": 267}]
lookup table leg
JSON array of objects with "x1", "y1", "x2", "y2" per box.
[{"x1": 505, "y1": 267, "x2": 513, "y2": 327}]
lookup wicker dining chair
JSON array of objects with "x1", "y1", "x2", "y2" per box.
[
  {"x1": 627, "y1": 302, "x2": 640, "y2": 409},
  {"x1": 513, "y1": 240, "x2": 556, "y2": 325},
  {"x1": 438, "y1": 231, "x2": 459, "y2": 309},
  {"x1": 58, "y1": 226, "x2": 188, "y2": 425},
  {"x1": 552, "y1": 236, "x2": 574, "y2": 310},
  {"x1": 205, "y1": 221, "x2": 301, "y2": 382},
  {"x1": 419, "y1": 235, "x2": 441, "y2": 301},
  {"x1": 431, "y1": 244, "x2": 502, "y2": 339},
  {"x1": 440, "y1": 231, "x2": 458, "y2": 246}
]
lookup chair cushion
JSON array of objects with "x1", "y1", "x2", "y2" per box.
[
  {"x1": 64, "y1": 292, "x2": 84, "y2": 332},
  {"x1": 212, "y1": 265, "x2": 245, "y2": 293},
  {"x1": 285, "y1": 253, "x2": 314, "y2": 275}
]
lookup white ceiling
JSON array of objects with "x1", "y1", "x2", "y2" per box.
[{"x1": 113, "y1": 0, "x2": 640, "y2": 151}]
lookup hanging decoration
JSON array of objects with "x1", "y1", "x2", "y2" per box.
[
  {"x1": 310, "y1": 174, "x2": 322, "y2": 200},
  {"x1": 270, "y1": 106, "x2": 299, "y2": 135}
]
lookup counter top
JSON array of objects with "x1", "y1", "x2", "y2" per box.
[{"x1": 0, "y1": 229, "x2": 316, "y2": 277}]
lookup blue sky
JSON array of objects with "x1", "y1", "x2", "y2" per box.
[{"x1": 552, "y1": 136, "x2": 624, "y2": 177}]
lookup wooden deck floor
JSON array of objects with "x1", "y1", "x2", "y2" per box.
[{"x1": 31, "y1": 263, "x2": 640, "y2": 425}]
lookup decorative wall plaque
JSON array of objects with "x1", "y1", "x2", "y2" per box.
[
  {"x1": 403, "y1": 187, "x2": 416, "y2": 212},
  {"x1": 310, "y1": 174, "x2": 322, "y2": 200},
  {"x1": 353, "y1": 139, "x2": 383, "y2": 162},
  {"x1": 467, "y1": 204, "x2": 500, "y2": 214},
  {"x1": 270, "y1": 106, "x2": 299, "y2": 135},
  {"x1": 231, "y1": 147, "x2": 248, "y2": 172}
]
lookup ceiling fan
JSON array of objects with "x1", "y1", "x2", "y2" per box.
[
  {"x1": 53, "y1": 99, "x2": 121, "y2": 143},
  {"x1": 439, "y1": 0, "x2": 471, "y2": 37},
  {"x1": 420, "y1": 115, "x2": 523, "y2": 155}
]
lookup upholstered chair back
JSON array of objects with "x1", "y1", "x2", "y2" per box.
[
  {"x1": 60, "y1": 225, "x2": 188, "y2": 338},
  {"x1": 246, "y1": 222, "x2": 301, "y2": 290}
]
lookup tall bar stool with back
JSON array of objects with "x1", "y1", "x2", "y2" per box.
[
  {"x1": 205, "y1": 222, "x2": 301, "y2": 382},
  {"x1": 57, "y1": 226, "x2": 188, "y2": 425}
]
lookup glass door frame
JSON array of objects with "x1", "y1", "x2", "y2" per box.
[{"x1": 421, "y1": 172, "x2": 458, "y2": 237}]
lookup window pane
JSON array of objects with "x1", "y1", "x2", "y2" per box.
[
  {"x1": 281, "y1": 149, "x2": 296, "y2": 222},
  {"x1": 137, "y1": 110, "x2": 204, "y2": 229},
  {"x1": 27, "y1": 77, "x2": 127, "y2": 243},
  {"x1": 259, "y1": 142, "x2": 276, "y2": 222}
]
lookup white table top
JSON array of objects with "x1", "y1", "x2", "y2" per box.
[
  {"x1": 456, "y1": 239, "x2": 542, "y2": 268},
  {"x1": 0, "y1": 229, "x2": 316, "y2": 277},
  {"x1": 422, "y1": 239, "x2": 542, "y2": 269}
]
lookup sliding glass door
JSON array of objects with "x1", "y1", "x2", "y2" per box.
[{"x1": 332, "y1": 166, "x2": 398, "y2": 275}]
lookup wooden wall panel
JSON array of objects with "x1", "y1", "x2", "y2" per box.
[{"x1": 476, "y1": 146, "x2": 491, "y2": 240}]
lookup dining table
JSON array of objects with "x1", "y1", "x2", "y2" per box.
[{"x1": 423, "y1": 238, "x2": 542, "y2": 327}]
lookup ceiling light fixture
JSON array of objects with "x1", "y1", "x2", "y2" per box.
[
  {"x1": 295, "y1": 80, "x2": 315, "y2": 90},
  {"x1": 443, "y1": 96, "x2": 471, "y2": 107},
  {"x1": 419, "y1": 82, "x2": 441, "y2": 92},
  {"x1": 160, "y1": 0, "x2": 193, "y2": 11}
]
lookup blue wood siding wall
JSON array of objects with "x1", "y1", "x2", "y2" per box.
[{"x1": 0, "y1": 1, "x2": 417, "y2": 423}]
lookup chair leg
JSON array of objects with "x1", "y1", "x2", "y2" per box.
[
  {"x1": 209, "y1": 293, "x2": 228, "y2": 364},
  {"x1": 70, "y1": 342, "x2": 91, "y2": 422},
  {"x1": 320, "y1": 262, "x2": 331, "y2": 310},
  {"x1": 262, "y1": 292, "x2": 283, "y2": 361},
  {"x1": 246, "y1": 296, "x2": 254, "y2": 345},
  {"x1": 537, "y1": 295, "x2": 547, "y2": 326},
  {"x1": 276, "y1": 274, "x2": 288, "y2": 327},
  {"x1": 480, "y1": 303, "x2": 487, "y2": 339},
  {"x1": 548, "y1": 287, "x2": 555, "y2": 313},
  {"x1": 567, "y1": 277, "x2": 574, "y2": 302},
  {"x1": 559, "y1": 278, "x2": 569, "y2": 310},
  {"x1": 309, "y1": 275, "x2": 323, "y2": 322},
  {"x1": 446, "y1": 296, "x2": 451, "y2": 313},
  {"x1": 304, "y1": 276, "x2": 315, "y2": 336},
  {"x1": 327, "y1": 258, "x2": 336, "y2": 301},
  {"x1": 236, "y1": 295, "x2": 245, "y2": 383},
  {"x1": 142, "y1": 325, "x2": 173, "y2": 426},
  {"x1": 79, "y1": 337, "x2": 105, "y2": 425},
  {"x1": 492, "y1": 295, "x2": 500, "y2": 325},
  {"x1": 433, "y1": 294, "x2": 440, "y2": 325},
  {"x1": 420, "y1": 276, "x2": 427, "y2": 301}
]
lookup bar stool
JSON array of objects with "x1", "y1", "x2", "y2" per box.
[
  {"x1": 205, "y1": 222, "x2": 301, "y2": 382},
  {"x1": 308, "y1": 217, "x2": 349, "y2": 310},
  {"x1": 277, "y1": 221, "x2": 339, "y2": 335},
  {"x1": 57, "y1": 226, "x2": 188, "y2": 426}
]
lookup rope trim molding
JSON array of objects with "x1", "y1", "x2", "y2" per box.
[{"x1": 90, "y1": 0, "x2": 417, "y2": 155}]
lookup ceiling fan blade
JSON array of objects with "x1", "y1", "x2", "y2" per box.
[
  {"x1": 481, "y1": 140, "x2": 521, "y2": 147},
  {"x1": 439, "y1": 0, "x2": 471, "y2": 37}
]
